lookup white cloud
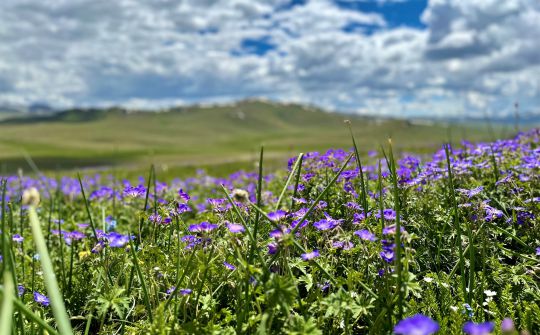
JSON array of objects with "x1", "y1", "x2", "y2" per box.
[{"x1": 0, "y1": 0, "x2": 539, "y2": 117}]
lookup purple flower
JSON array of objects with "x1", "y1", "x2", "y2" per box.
[
  {"x1": 536, "y1": 247, "x2": 540, "y2": 256},
  {"x1": 268, "y1": 210, "x2": 287, "y2": 222},
  {"x1": 63, "y1": 230, "x2": 86, "y2": 246},
  {"x1": 463, "y1": 321, "x2": 494, "y2": 335},
  {"x1": 178, "y1": 188, "x2": 190, "y2": 202},
  {"x1": 226, "y1": 222, "x2": 245, "y2": 234},
  {"x1": 106, "y1": 232, "x2": 131, "y2": 248},
  {"x1": 179, "y1": 289, "x2": 192, "y2": 295},
  {"x1": 33, "y1": 292, "x2": 50, "y2": 306},
  {"x1": 380, "y1": 249, "x2": 394, "y2": 263},
  {"x1": 332, "y1": 241, "x2": 354, "y2": 250},
  {"x1": 267, "y1": 242, "x2": 278, "y2": 255},
  {"x1": 393, "y1": 314, "x2": 439, "y2": 335},
  {"x1": 123, "y1": 185, "x2": 146, "y2": 198},
  {"x1": 501, "y1": 318, "x2": 514, "y2": 333},
  {"x1": 17, "y1": 285, "x2": 25, "y2": 297},
  {"x1": 167, "y1": 287, "x2": 192, "y2": 296},
  {"x1": 313, "y1": 219, "x2": 338, "y2": 231},
  {"x1": 223, "y1": 262, "x2": 236, "y2": 271},
  {"x1": 12, "y1": 234, "x2": 24, "y2": 243},
  {"x1": 301, "y1": 250, "x2": 320, "y2": 261},
  {"x1": 375, "y1": 208, "x2": 397, "y2": 221},
  {"x1": 188, "y1": 222, "x2": 218, "y2": 233},
  {"x1": 457, "y1": 186, "x2": 484, "y2": 198},
  {"x1": 149, "y1": 213, "x2": 163, "y2": 224},
  {"x1": 354, "y1": 229, "x2": 377, "y2": 241}
]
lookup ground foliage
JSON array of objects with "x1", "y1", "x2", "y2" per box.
[{"x1": 0, "y1": 128, "x2": 539, "y2": 334}]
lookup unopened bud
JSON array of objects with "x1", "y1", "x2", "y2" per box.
[
  {"x1": 22, "y1": 187, "x2": 40, "y2": 206},
  {"x1": 232, "y1": 189, "x2": 249, "y2": 203}
]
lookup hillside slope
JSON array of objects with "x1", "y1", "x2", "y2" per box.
[{"x1": 0, "y1": 100, "x2": 496, "y2": 175}]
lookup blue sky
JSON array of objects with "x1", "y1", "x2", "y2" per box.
[{"x1": 0, "y1": 0, "x2": 539, "y2": 117}]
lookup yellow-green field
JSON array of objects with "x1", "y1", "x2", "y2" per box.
[{"x1": 0, "y1": 101, "x2": 499, "y2": 176}]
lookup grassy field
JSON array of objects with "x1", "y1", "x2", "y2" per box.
[{"x1": 0, "y1": 100, "x2": 500, "y2": 177}]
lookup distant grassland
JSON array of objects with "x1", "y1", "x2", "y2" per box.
[{"x1": 0, "y1": 100, "x2": 502, "y2": 177}]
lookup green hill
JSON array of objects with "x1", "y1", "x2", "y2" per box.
[{"x1": 0, "y1": 100, "x2": 497, "y2": 176}]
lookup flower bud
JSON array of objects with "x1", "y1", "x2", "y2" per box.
[{"x1": 22, "y1": 187, "x2": 40, "y2": 206}]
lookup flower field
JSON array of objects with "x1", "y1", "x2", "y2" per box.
[{"x1": 1, "y1": 128, "x2": 539, "y2": 334}]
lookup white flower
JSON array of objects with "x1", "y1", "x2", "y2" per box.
[
  {"x1": 450, "y1": 306, "x2": 458, "y2": 312},
  {"x1": 484, "y1": 290, "x2": 497, "y2": 297},
  {"x1": 423, "y1": 277, "x2": 434, "y2": 283}
]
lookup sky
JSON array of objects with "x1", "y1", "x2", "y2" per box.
[{"x1": 0, "y1": 0, "x2": 539, "y2": 117}]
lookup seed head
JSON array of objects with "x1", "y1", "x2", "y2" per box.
[
  {"x1": 22, "y1": 187, "x2": 40, "y2": 206},
  {"x1": 232, "y1": 189, "x2": 249, "y2": 203}
]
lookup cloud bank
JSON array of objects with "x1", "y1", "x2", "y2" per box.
[{"x1": 0, "y1": 0, "x2": 539, "y2": 117}]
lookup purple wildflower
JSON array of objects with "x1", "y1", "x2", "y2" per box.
[
  {"x1": 188, "y1": 222, "x2": 218, "y2": 233},
  {"x1": 268, "y1": 210, "x2": 287, "y2": 222},
  {"x1": 380, "y1": 249, "x2": 394, "y2": 263},
  {"x1": 457, "y1": 186, "x2": 484, "y2": 198},
  {"x1": 179, "y1": 289, "x2": 192, "y2": 295},
  {"x1": 267, "y1": 242, "x2": 278, "y2": 255},
  {"x1": 463, "y1": 321, "x2": 494, "y2": 335},
  {"x1": 123, "y1": 185, "x2": 146, "y2": 198},
  {"x1": 393, "y1": 314, "x2": 439, "y2": 335},
  {"x1": 178, "y1": 188, "x2": 190, "y2": 202},
  {"x1": 223, "y1": 262, "x2": 236, "y2": 270},
  {"x1": 354, "y1": 229, "x2": 377, "y2": 241},
  {"x1": 226, "y1": 222, "x2": 245, "y2": 233},
  {"x1": 63, "y1": 230, "x2": 86, "y2": 246},
  {"x1": 33, "y1": 292, "x2": 50, "y2": 306},
  {"x1": 12, "y1": 234, "x2": 24, "y2": 243},
  {"x1": 106, "y1": 232, "x2": 131, "y2": 248},
  {"x1": 301, "y1": 250, "x2": 320, "y2": 261},
  {"x1": 501, "y1": 318, "x2": 514, "y2": 333},
  {"x1": 17, "y1": 285, "x2": 25, "y2": 297}
]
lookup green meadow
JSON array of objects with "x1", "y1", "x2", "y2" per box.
[{"x1": 0, "y1": 101, "x2": 495, "y2": 177}]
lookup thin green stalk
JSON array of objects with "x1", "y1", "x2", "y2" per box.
[
  {"x1": 249, "y1": 147, "x2": 265, "y2": 264},
  {"x1": 387, "y1": 139, "x2": 403, "y2": 320},
  {"x1": 138, "y1": 166, "x2": 153, "y2": 245},
  {"x1": 127, "y1": 237, "x2": 153, "y2": 323},
  {"x1": 165, "y1": 245, "x2": 198, "y2": 310},
  {"x1": 0, "y1": 271, "x2": 14, "y2": 335},
  {"x1": 77, "y1": 174, "x2": 99, "y2": 244},
  {"x1": 275, "y1": 153, "x2": 304, "y2": 211},
  {"x1": 377, "y1": 161, "x2": 385, "y2": 236},
  {"x1": 444, "y1": 144, "x2": 467, "y2": 304},
  {"x1": 347, "y1": 123, "x2": 369, "y2": 219},
  {"x1": 194, "y1": 245, "x2": 216, "y2": 318},
  {"x1": 221, "y1": 185, "x2": 268, "y2": 271},
  {"x1": 290, "y1": 154, "x2": 304, "y2": 211},
  {"x1": 28, "y1": 205, "x2": 73, "y2": 335}
]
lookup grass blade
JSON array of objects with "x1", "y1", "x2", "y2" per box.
[
  {"x1": 275, "y1": 153, "x2": 304, "y2": 211},
  {"x1": 443, "y1": 144, "x2": 468, "y2": 303},
  {"x1": 128, "y1": 237, "x2": 153, "y2": 323},
  {"x1": 0, "y1": 271, "x2": 14, "y2": 335},
  {"x1": 28, "y1": 205, "x2": 73, "y2": 335}
]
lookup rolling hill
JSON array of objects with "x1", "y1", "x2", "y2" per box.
[{"x1": 0, "y1": 100, "x2": 501, "y2": 176}]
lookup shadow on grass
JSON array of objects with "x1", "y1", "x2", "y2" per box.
[{"x1": 0, "y1": 156, "x2": 125, "y2": 174}]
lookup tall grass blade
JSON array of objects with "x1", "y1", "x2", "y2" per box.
[
  {"x1": 387, "y1": 139, "x2": 403, "y2": 320},
  {"x1": 127, "y1": 237, "x2": 153, "y2": 323},
  {"x1": 0, "y1": 271, "x2": 14, "y2": 335},
  {"x1": 443, "y1": 144, "x2": 467, "y2": 303},
  {"x1": 347, "y1": 122, "x2": 369, "y2": 221},
  {"x1": 28, "y1": 205, "x2": 73, "y2": 334},
  {"x1": 77, "y1": 174, "x2": 99, "y2": 244},
  {"x1": 275, "y1": 153, "x2": 304, "y2": 211}
]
